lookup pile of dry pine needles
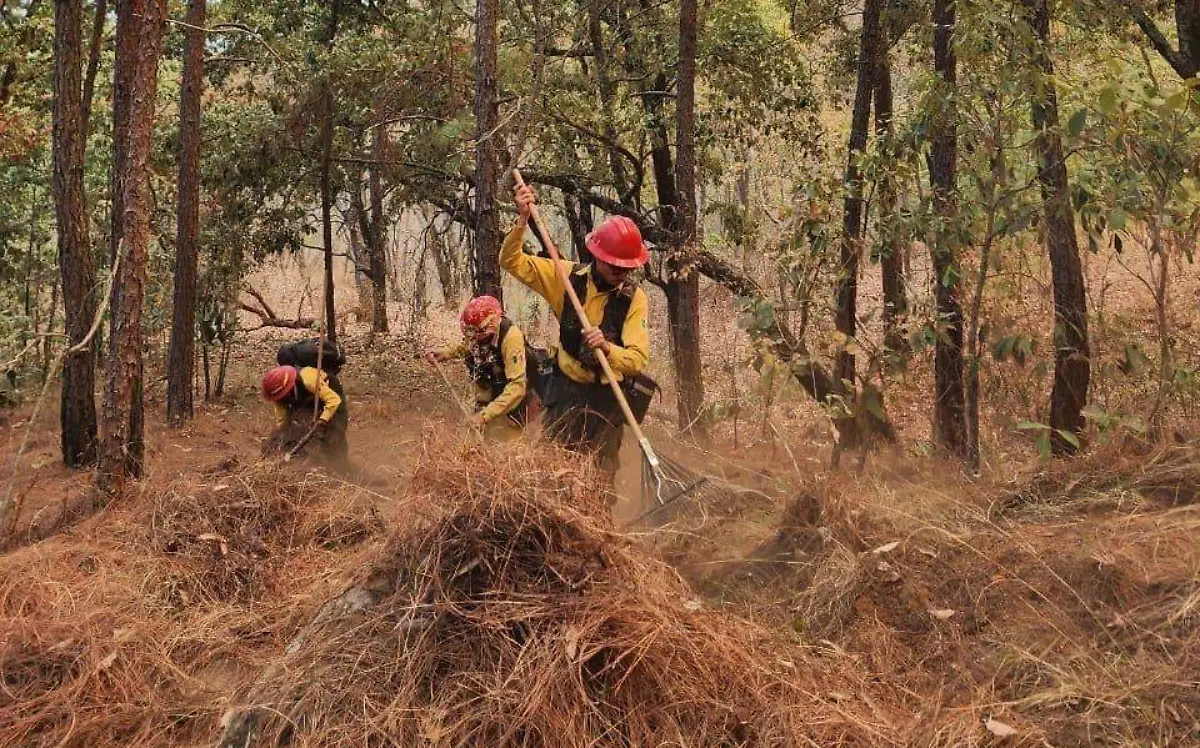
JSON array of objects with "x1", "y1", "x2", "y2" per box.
[
  {"x1": 0, "y1": 462, "x2": 384, "y2": 747},
  {"x1": 1, "y1": 440, "x2": 899, "y2": 748},
  {"x1": 218, "y1": 440, "x2": 899, "y2": 747}
]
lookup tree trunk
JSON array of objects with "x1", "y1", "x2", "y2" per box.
[
  {"x1": 1024, "y1": 0, "x2": 1090, "y2": 453},
  {"x1": 836, "y1": 0, "x2": 883, "y2": 385},
  {"x1": 81, "y1": 0, "x2": 107, "y2": 134},
  {"x1": 98, "y1": 0, "x2": 166, "y2": 493},
  {"x1": 346, "y1": 215, "x2": 372, "y2": 321},
  {"x1": 667, "y1": 0, "x2": 707, "y2": 437},
  {"x1": 53, "y1": 0, "x2": 100, "y2": 467},
  {"x1": 167, "y1": 0, "x2": 205, "y2": 428},
  {"x1": 367, "y1": 127, "x2": 389, "y2": 332},
  {"x1": 319, "y1": 93, "x2": 337, "y2": 340},
  {"x1": 318, "y1": 0, "x2": 341, "y2": 342},
  {"x1": 587, "y1": 0, "x2": 632, "y2": 200},
  {"x1": 425, "y1": 207, "x2": 459, "y2": 307},
  {"x1": 875, "y1": 49, "x2": 907, "y2": 357},
  {"x1": 472, "y1": 0, "x2": 502, "y2": 298},
  {"x1": 1180, "y1": 0, "x2": 1200, "y2": 75},
  {"x1": 215, "y1": 338, "x2": 230, "y2": 398},
  {"x1": 564, "y1": 194, "x2": 595, "y2": 263},
  {"x1": 202, "y1": 342, "x2": 211, "y2": 400},
  {"x1": 927, "y1": 0, "x2": 968, "y2": 459}
]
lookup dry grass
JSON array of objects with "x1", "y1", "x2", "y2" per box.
[
  {"x1": 0, "y1": 461, "x2": 385, "y2": 748},
  {"x1": 2, "y1": 438, "x2": 915, "y2": 748},
  {"x1": 692, "y1": 441, "x2": 1200, "y2": 746},
  {"x1": 219, "y1": 439, "x2": 905, "y2": 747}
]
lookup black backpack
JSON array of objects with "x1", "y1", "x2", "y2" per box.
[{"x1": 277, "y1": 337, "x2": 346, "y2": 375}]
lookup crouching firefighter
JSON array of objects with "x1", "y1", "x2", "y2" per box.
[
  {"x1": 503, "y1": 183, "x2": 656, "y2": 479},
  {"x1": 261, "y1": 363, "x2": 349, "y2": 462},
  {"x1": 425, "y1": 295, "x2": 544, "y2": 441}
]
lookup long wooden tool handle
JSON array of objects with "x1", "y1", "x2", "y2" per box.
[
  {"x1": 511, "y1": 169, "x2": 649, "y2": 442},
  {"x1": 433, "y1": 359, "x2": 475, "y2": 421}
]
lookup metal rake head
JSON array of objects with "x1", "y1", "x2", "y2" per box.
[{"x1": 634, "y1": 450, "x2": 708, "y2": 527}]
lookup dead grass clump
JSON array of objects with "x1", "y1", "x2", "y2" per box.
[
  {"x1": 999, "y1": 441, "x2": 1200, "y2": 516},
  {"x1": 220, "y1": 441, "x2": 894, "y2": 748},
  {"x1": 793, "y1": 543, "x2": 867, "y2": 639},
  {"x1": 134, "y1": 464, "x2": 369, "y2": 603},
  {"x1": 0, "y1": 461, "x2": 389, "y2": 748}
]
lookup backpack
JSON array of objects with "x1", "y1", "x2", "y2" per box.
[{"x1": 277, "y1": 337, "x2": 346, "y2": 375}]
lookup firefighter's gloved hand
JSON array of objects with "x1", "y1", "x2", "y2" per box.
[
  {"x1": 583, "y1": 328, "x2": 611, "y2": 354},
  {"x1": 423, "y1": 351, "x2": 443, "y2": 365},
  {"x1": 469, "y1": 412, "x2": 486, "y2": 429},
  {"x1": 514, "y1": 184, "x2": 536, "y2": 220},
  {"x1": 313, "y1": 419, "x2": 329, "y2": 434}
]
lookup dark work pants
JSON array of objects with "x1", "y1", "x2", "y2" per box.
[{"x1": 542, "y1": 369, "x2": 623, "y2": 479}]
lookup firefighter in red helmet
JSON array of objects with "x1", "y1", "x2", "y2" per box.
[
  {"x1": 500, "y1": 183, "x2": 653, "y2": 480},
  {"x1": 261, "y1": 363, "x2": 348, "y2": 462},
  {"x1": 424, "y1": 295, "x2": 538, "y2": 441}
]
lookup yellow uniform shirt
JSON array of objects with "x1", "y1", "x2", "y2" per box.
[
  {"x1": 273, "y1": 366, "x2": 342, "y2": 427},
  {"x1": 439, "y1": 324, "x2": 528, "y2": 423},
  {"x1": 499, "y1": 222, "x2": 649, "y2": 385}
]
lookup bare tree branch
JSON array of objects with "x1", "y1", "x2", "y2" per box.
[{"x1": 1125, "y1": 3, "x2": 1194, "y2": 78}]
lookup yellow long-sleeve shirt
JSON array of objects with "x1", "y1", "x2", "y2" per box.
[
  {"x1": 499, "y1": 222, "x2": 649, "y2": 384},
  {"x1": 439, "y1": 324, "x2": 528, "y2": 423},
  {"x1": 274, "y1": 366, "x2": 342, "y2": 427}
]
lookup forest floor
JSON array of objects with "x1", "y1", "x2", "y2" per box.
[{"x1": 0, "y1": 330, "x2": 1197, "y2": 746}]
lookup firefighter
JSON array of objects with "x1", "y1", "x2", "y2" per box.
[
  {"x1": 425, "y1": 295, "x2": 532, "y2": 441},
  {"x1": 502, "y1": 183, "x2": 651, "y2": 478},
  {"x1": 261, "y1": 364, "x2": 349, "y2": 462}
]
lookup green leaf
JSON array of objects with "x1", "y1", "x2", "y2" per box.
[
  {"x1": 1036, "y1": 431, "x2": 1052, "y2": 459},
  {"x1": 1016, "y1": 420, "x2": 1049, "y2": 432},
  {"x1": 1109, "y1": 210, "x2": 1127, "y2": 231},
  {"x1": 1165, "y1": 88, "x2": 1189, "y2": 112},
  {"x1": 1068, "y1": 108, "x2": 1087, "y2": 137},
  {"x1": 1098, "y1": 87, "x2": 1118, "y2": 116},
  {"x1": 1056, "y1": 429, "x2": 1081, "y2": 450}
]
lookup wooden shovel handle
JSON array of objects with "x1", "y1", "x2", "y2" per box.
[{"x1": 511, "y1": 169, "x2": 648, "y2": 441}]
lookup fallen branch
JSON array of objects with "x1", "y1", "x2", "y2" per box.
[{"x1": 238, "y1": 287, "x2": 317, "y2": 330}]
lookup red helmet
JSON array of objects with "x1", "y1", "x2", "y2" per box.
[
  {"x1": 587, "y1": 216, "x2": 649, "y2": 269},
  {"x1": 461, "y1": 295, "x2": 502, "y2": 339},
  {"x1": 262, "y1": 366, "x2": 297, "y2": 402}
]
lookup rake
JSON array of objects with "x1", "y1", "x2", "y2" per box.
[{"x1": 512, "y1": 168, "x2": 709, "y2": 523}]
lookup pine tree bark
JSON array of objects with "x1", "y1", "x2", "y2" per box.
[
  {"x1": 368, "y1": 126, "x2": 389, "y2": 332},
  {"x1": 1179, "y1": 0, "x2": 1200, "y2": 74},
  {"x1": 471, "y1": 0, "x2": 502, "y2": 298},
  {"x1": 318, "y1": 0, "x2": 341, "y2": 342},
  {"x1": 835, "y1": 0, "x2": 883, "y2": 385},
  {"x1": 81, "y1": 0, "x2": 106, "y2": 134},
  {"x1": 927, "y1": 0, "x2": 968, "y2": 459},
  {"x1": 1024, "y1": 0, "x2": 1090, "y2": 452},
  {"x1": 875, "y1": 50, "x2": 907, "y2": 356},
  {"x1": 670, "y1": 0, "x2": 706, "y2": 436},
  {"x1": 167, "y1": 0, "x2": 205, "y2": 428},
  {"x1": 99, "y1": 0, "x2": 166, "y2": 492},
  {"x1": 54, "y1": 0, "x2": 99, "y2": 467}
]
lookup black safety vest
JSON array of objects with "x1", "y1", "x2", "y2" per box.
[
  {"x1": 465, "y1": 319, "x2": 516, "y2": 400},
  {"x1": 558, "y1": 264, "x2": 634, "y2": 371}
]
